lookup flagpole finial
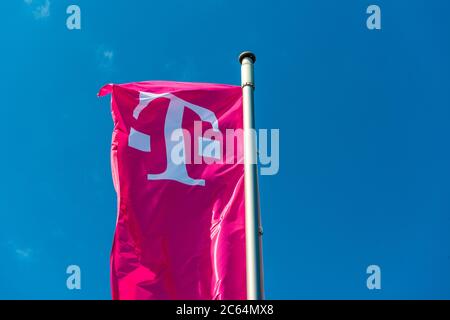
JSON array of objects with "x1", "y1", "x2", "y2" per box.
[{"x1": 239, "y1": 51, "x2": 256, "y2": 64}]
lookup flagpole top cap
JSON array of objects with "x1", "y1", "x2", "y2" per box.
[{"x1": 239, "y1": 51, "x2": 256, "y2": 64}]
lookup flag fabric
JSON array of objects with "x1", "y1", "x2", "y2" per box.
[{"x1": 98, "y1": 81, "x2": 246, "y2": 300}]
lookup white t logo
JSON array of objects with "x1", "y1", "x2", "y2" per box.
[{"x1": 129, "y1": 91, "x2": 219, "y2": 186}]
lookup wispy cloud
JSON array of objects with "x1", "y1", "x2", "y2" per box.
[
  {"x1": 97, "y1": 46, "x2": 115, "y2": 71},
  {"x1": 3, "y1": 240, "x2": 34, "y2": 261},
  {"x1": 15, "y1": 248, "x2": 33, "y2": 259},
  {"x1": 24, "y1": 0, "x2": 50, "y2": 20},
  {"x1": 103, "y1": 50, "x2": 114, "y2": 61}
]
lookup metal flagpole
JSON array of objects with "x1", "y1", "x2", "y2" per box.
[{"x1": 239, "y1": 51, "x2": 264, "y2": 300}]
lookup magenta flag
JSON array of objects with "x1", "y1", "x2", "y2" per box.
[{"x1": 98, "y1": 81, "x2": 246, "y2": 300}]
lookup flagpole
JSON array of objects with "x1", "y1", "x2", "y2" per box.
[{"x1": 239, "y1": 51, "x2": 264, "y2": 300}]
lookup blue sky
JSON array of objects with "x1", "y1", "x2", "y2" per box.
[{"x1": 1, "y1": 0, "x2": 450, "y2": 299}]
